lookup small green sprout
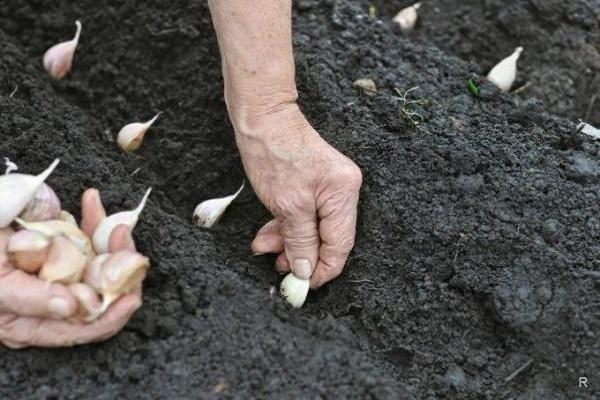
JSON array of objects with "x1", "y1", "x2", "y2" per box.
[{"x1": 467, "y1": 78, "x2": 480, "y2": 97}]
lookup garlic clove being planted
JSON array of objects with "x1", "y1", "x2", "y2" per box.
[
  {"x1": 92, "y1": 188, "x2": 152, "y2": 254},
  {"x1": 83, "y1": 253, "x2": 110, "y2": 293},
  {"x1": 69, "y1": 283, "x2": 101, "y2": 321},
  {"x1": 15, "y1": 218, "x2": 95, "y2": 259},
  {"x1": 6, "y1": 230, "x2": 50, "y2": 274},
  {"x1": 393, "y1": 2, "x2": 421, "y2": 32},
  {"x1": 280, "y1": 273, "x2": 310, "y2": 308},
  {"x1": 39, "y1": 236, "x2": 87, "y2": 284},
  {"x1": 117, "y1": 113, "x2": 161, "y2": 152},
  {"x1": 487, "y1": 46, "x2": 523, "y2": 92},
  {"x1": 43, "y1": 20, "x2": 82, "y2": 80},
  {"x1": 99, "y1": 251, "x2": 149, "y2": 313},
  {"x1": 193, "y1": 182, "x2": 245, "y2": 228},
  {"x1": 0, "y1": 158, "x2": 60, "y2": 228},
  {"x1": 19, "y1": 183, "x2": 61, "y2": 222}
]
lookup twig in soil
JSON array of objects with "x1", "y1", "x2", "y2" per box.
[
  {"x1": 453, "y1": 233, "x2": 465, "y2": 264},
  {"x1": 9, "y1": 86, "x2": 18, "y2": 98},
  {"x1": 348, "y1": 278, "x2": 374, "y2": 284},
  {"x1": 511, "y1": 81, "x2": 531, "y2": 94},
  {"x1": 585, "y1": 94, "x2": 597, "y2": 122},
  {"x1": 130, "y1": 167, "x2": 141, "y2": 176},
  {"x1": 504, "y1": 358, "x2": 533, "y2": 382}
]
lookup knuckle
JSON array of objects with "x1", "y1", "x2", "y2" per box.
[{"x1": 336, "y1": 163, "x2": 363, "y2": 190}]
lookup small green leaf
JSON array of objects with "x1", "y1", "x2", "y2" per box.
[{"x1": 467, "y1": 78, "x2": 480, "y2": 97}]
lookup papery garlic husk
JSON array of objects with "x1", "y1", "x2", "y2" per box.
[
  {"x1": 578, "y1": 122, "x2": 600, "y2": 139},
  {"x1": 353, "y1": 78, "x2": 378, "y2": 96},
  {"x1": 15, "y1": 218, "x2": 95, "y2": 259},
  {"x1": 69, "y1": 283, "x2": 101, "y2": 321},
  {"x1": 6, "y1": 230, "x2": 50, "y2": 274},
  {"x1": 19, "y1": 183, "x2": 61, "y2": 222},
  {"x1": 280, "y1": 273, "x2": 310, "y2": 308},
  {"x1": 39, "y1": 236, "x2": 87, "y2": 284},
  {"x1": 487, "y1": 46, "x2": 523, "y2": 92},
  {"x1": 117, "y1": 113, "x2": 161, "y2": 152},
  {"x1": 92, "y1": 188, "x2": 152, "y2": 254},
  {"x1": 83, "y1": 253, "x2": 110, "y2": 293},
  {"x1": 393, "y1": 2, "x2": 421, "y2": 32},
  {"x1": 99, "y1": 251, "x2": 149, "y2": 313},
  {"x1": 0, "y1": 158, "x2": 60, "y2": 228},
  {"x1": 58, "y1": 210, "x2": 78, "y2": 227},
  {"x1": 193, "y1": 182, "x2": 244, "y2": 228},
  {"x1": 43, "y1": 20, "x2": 82, "y2": 80}
]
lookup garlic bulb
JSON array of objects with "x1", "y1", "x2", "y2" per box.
[
  {"x1": 0, "y1": 158, "x2": 60, "y2": 228},
  {"x1": 487, "y1": 46, "x2": 523, "y2": 92},
  {"x1": 92, "y1": 188, "x2": 152, "y2": 254},
  {"x1": 353, "y1": 78, "x2": 378, "y2": 96},
  {"x1": 117, "y1": 113, "x2": 161, "y2": 152},
  {"x1": 393, "y1": 2, "x2": 421, "y2": 32},
  {"x1": 99, "y1": 251, "x2": 149, "y2": 312},
  {"x1": 193, "y1": 182, "x2": 244, "y2": 228},
  {"x1": 39, "y1": 236, "x2": 87, "y2": 284},
  {"x1": 15, "y1": 218, "x2": 95, "y2": 258},
  {"x1": 280, "y1": 273, "x2": 310, "y2": 308},
  {"x1": 58, "y1": 210, "x2": 78, "y2": 227},
  {"x1": 6, "y1": 230, "x2": 50, "y2": 274},
  {"x1": 83, "y1": 254, "x2": 110, "y2": 293},
  {"x1": 69, "y1": 283, "x2": 101, "y2": 321},
  {"x1": 43, "y1": 20, "x2": 82, "y2": 80},
  {"x1": 19, "y1": 183, "x2": 61, "y2": 222}
]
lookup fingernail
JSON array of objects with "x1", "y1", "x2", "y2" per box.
[
  {"x1": 292, "y1": 258, "x2": 312, "y2": 279},
  {"x1": 48, "y1": 297, "x2": 72, "y2": 318},
  {"x1": 92, "y1": 189, "x2": 102, "y2": 208},
  {"x1": 253, "y1": 252, "x2": 265, "y2": 257}
]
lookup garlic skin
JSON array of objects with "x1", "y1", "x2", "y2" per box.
[
  {"x1": 6, "y1": 230, "x2": 50, "y2": 274},
  {"x1": 43, "y1": 20, "x2": 82, "y2": 80},
  {"x1": 393, "y1": 2, "x2": 421, "y2": 32},
  {"x1": 578, "y1": 122, "x2": 600, "y2": 139},
  {"x1": 193, "y1": 182, "x2": 244, "y2": 228},
  {"x1": 58, "y1": 210, "x2": 78, "y2": 227},
  {"x1": 99, "y1": 251, "x2": 149, "y2": 313},
  {"x1": 0, "y1": 158, "x2": 60, "y2": 228},
  {"x1": 69, "y1": 283, "x2": 101, "y2": 321},
  {"x1": 92, "y1": 188, "x2": 152, "y2": 254},
  {"x1": 19, "y1": 183, "x2": 61, "y2": 222},
  {"x1": 15, "y1": 218, "x2": 95, "y2": 259},
  {"x1": 117, "y1": 113, "x2": 161, "y2": 152},
  {"x1": 83, "y1": 253, "x2": 110, "y2": 293},
  {"x1": 39, "y1": 236, "x2": 87, "y2": 284},
  {"x1": 487, "y1": 47, "x2": 523, "y2": 92},
  {"x1": 353, "y1": 78, "x2": 378, "y2": 96},
  {"x1": 280, "y1": 273, "x2": 310, "y2": 308}
]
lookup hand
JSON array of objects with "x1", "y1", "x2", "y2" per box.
[
  {"x1": 241, "y1": 104, "x2": 362, "y2": 288},
  {"x1": 0, "y1": 189, "x2": 142, "y2": 348}
]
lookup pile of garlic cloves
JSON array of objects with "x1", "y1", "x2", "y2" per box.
[{"x1": 0, "y1": 159, "x2": 150, "y2": 321}]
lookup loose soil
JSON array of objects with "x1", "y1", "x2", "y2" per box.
[{"x1": 0, "y1": 0, "x2": 598, "y2": 399}]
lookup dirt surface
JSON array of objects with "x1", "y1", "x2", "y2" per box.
[{"x1": 0, "y1": 0, "x2": 598, "y2": 398}]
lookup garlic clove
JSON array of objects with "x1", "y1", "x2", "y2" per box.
[
  {"x1": 193, "y1": 182, "x2": 244, "y2": 228},
  {"x1": 39, "y1": 236, "x2": 87, "y2": 284},
  {"x1": 6, "y1": 230, "x2": 50, "y2": 274},
  {"x1": 15, "y1": 218, "x2": 95, "y2": 259},
  {"x1": 578, "y1": 122, "x2": 600, "y2": 139},
  {"x1": 486, "y1": 46, "x2": 523, "y2": 92},
  {"x1": 58, "y1": 210, "x2": 78, "y2": 227},
  {"x1": 353, "y1": 78, "x2": 378, "y2": 96},
  {"x1": 4, "y1": 158, "x2": 18, "y2": 175},
  {"x1": 117, "y1": 113, "x2": 161, "y2": 152},
  {"x1": 68, "y1": 283, "x2": 101, "y2": 321},
  {"x1": 19, "y1": 183, "x2": 61, "y2": 222},
  {"x1": 43, "y1": 20, "x2": 82, "y2": 80},
  {"x1": 393, "y1": 2, "x2": 421, "y2": 32},
  {"x1": 280, "y1": 273, "x2": 310, "y2": 308},
  {"x1": 0, "y1": 158, "x2": 60, "y2": 228},
  {"x1": 83, "y1": 253, "x2": 110, "y2": 293},
  {"x1": 99, "y1": 250, "x2": 149, "y2": 313},
  {"x1": 92, "y1": 188, "x2": 152, "y2": 254}
]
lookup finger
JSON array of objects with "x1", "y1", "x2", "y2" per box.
[
  {"x1": 251, "y1": 231, "x2": 284, "y2": 255},
  {"x1": 279, "y1": 211, "x2": 320, "y2": 280},
  {"x1": 80, "y1": 189, "x2": 106, "y2": 237},
  {"x1": 108, "y1": 225, "x2": 136, "y2": 253},
  {"x1": 256, "y1": 219, "x2": 280, "y2": 236},
  {"x1": 274, "y1": 252, "x2": 290, "y2": 274}
]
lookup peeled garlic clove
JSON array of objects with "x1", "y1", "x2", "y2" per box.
[
  {"x1": 487, "y1": 46, "x2": 523, "y2": 92},
  {"x1": 15, "y1": 218, "x2": 95, "y2": 259},
  {"x1": 39, "y1": 236, "x2": 87, "y2": 284},
  {"x1": 0, "y1": 158, "x2": 60, "y2": 228},
  {"x1": 193, "y1": 182, "x2": 244, "y2": 228},
  {"x1": 100, "y1": 250, "x2": 149, "y2": 313},
  {"x1": 58, "y1": 210, "x2": 78, "y2": 227},
  {"x1": 6, "y1": 230, "x2": 50, "y2": 274},
  {"x1": 43, "y1": 20, "x2": 82, "y2": 80},
  {"x1": 83, "y1": 253, "x2": 110, "y2": 293},
  {"x1": 353, "y1": 78, "x2": 377, "y2": 96},
  {"x1": 19, "y1": 183, "x2": 61, "y2": 222},
  {"x1": 69, "y1": 283, "x2": 101, "y2": 321},
  {"x1": 117, "y1": 113, "x2": 161, "y2": 152},
  {"x1": 280, "y1": 273, "x2": 310, "y2": 308},
  {"x1": 393, "y1": 2, "x2": 421, "y2": 32},
  {"x1": 92, "y1": 188, "x2": 152, "y2": 254}
]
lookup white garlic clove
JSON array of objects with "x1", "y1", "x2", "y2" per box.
[
  {"x1": 39, "y1": 236, "x2": 87, "y2": 284},
  {"x1": 117, "y1": 113, "x2": 161, "y2": 152},
  {"x1": 83, "y1": 253, "x2": 110, "y2": 293},
  {"x1": 578, "y1": 122, "x2": 600, "y2": 140},
  {"x1": 43, "y1": 20, "x2": 82, "y2": 80},
  {"x1": 15, "y1": 218, "x2": 95, "y2": 259},
  {"x1": 280, "y1": 273, "x2": 310, "y2": 308},
  {"x1": 99, "y1": 250, "x2": 149, "y2": 313},
  {"x1": 19, "y1": 183, "x2": 61, "y2": 222},
  {"x1": 393, "y1": 2, "x2": 421, "y2": 32},
  {"x1": 193, "y1": 182, "x2": 244, "y2": 228},
  {"x1": 4, "y1": 158, "x2": 18, "y2": 175},
  {"x1": 6, "y1": 230, "x2": 50, "y2": 274},
  {"x1": 92, "y1": 188, "x2": 152, "y2": 254},
  {"x1": 68, "y1": 283, "x2": 101, "y2": 321},
  {"x1": 0, "y1": 158, "x2": 60, "y2": 228},
  {"x1": 58, "y1": 210, "x2": 78, "y2": 227},
  {"x1": 353, "y1": 78, "x2": 378, "y2": 96},
  {"x1": 486, "y1": 46, "x2": 523, "y2": 92}
]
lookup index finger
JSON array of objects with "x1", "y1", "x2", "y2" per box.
[{"x1": 80, "y1": 188, "x2": 106, "y2": 237}]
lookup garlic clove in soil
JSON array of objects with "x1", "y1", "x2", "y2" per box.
[
  {"x1": 83, "y1": 253, "x2": 111, "y2": 293},
  {"x1": 99, "y1": 250, "x2": 149, "y2": 313},
  {"x1": 15, "y1": 218, "x2": 95, "y2": 259},
  {"x1": 43, "y1": 20, "x2": 82, "y2": 80},
  {"x1": 280, "y1": 273, "x2": 310, "y2": 308},
  {"x1": 39, "y1": 236, "x2": 88, "y2": 284},
  {"x1": 193, "y1": 182, "x2": 245, "y2": 228},
  {"x1": 353, "y1": 78, "x2": 378, "y2": 96},
  {"x1": 578, "y1": 122, "x2": 600, "y2": 140},
  {"x1": 117, "y1": 113, "x2": 161, "y2": 152},
  {"x1": 393, "y1": 2, "x2": 421, "y2": 32},
  {"x1": 6, "y1": 230, "x2": 50, "y2": 274},
  {"x1": 92, "y1": 188, "x2": 152, "y2": 254},
  {"x1": 69, "y1": 283, "x2": 101, "y2": 321},
  {"x1": 486, "y1": 46, "x2": 523, "y2": 92},
  {"x1": 0, "y1": 158, "x2": 60, "y2": 228},
  {"x1": 19, "y1": 183, "x2": 61, "y2": 222}
]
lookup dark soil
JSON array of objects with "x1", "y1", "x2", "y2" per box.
[{"x1": 0, "y1": 0, "x2": 598, "y2": 399}]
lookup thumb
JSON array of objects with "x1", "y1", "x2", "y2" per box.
[{"x1": 279, "y1": 213, "x2": 320, "y2": 280}]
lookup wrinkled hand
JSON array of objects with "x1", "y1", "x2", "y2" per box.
[
  {"x1": 241, "y1": 104, "x2": 362, "y2": 288},
  {"x1": 0, "y1": 189, "x2": 142, "y2": 348}
]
